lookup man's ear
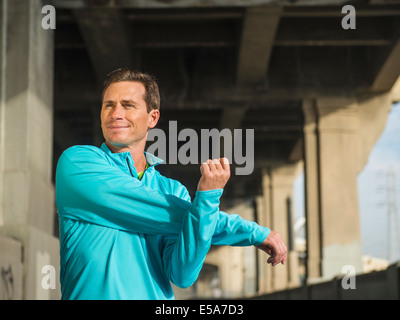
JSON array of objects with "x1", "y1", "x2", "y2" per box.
[{"x1": 148, "y1": 109, "x2": 160, "y2": 129}]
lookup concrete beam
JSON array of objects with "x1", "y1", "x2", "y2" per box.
[
  {"x1": 371, "y1": 39, "x2": 400, "y2": 92},
  {"x1": 391, "y1": 76, "x2": 400, "y2": 102},
  {"x1": 54, "y1": 0, "x2": 350, "y2": 9},
  {"x1": 73, "y1": 8, "x2": 134, "y2": 81},
  {"x1": 274, "y1": 39, "x2": 391, "y2": 47},
  {"x1": 236, "y1": 6, "x2": 282, "y2": 87},
  {"x1": 126, "y1": 10, "x2": 244, "y2": 21},
  {"x1": 275, "y1": 15, "x2": 395, "y2": 47},
  {"x1": 357, "y1": 92, "x2": 393, "y2": 173},
  {"x1": 219, "y1": 106, "x2": 248, "y2": 130},
  {"x1": 282, "y1": 5, "x2": 400, "y2": 17}
]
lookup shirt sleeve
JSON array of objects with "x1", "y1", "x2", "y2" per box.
[
  {"x1": 161, "y1": 186, "x2": 270, "y2": 288},
  {"x1": 162, "y1": 190, "x2": 222, "y2": 288},
  {"x1": 212, "y1": 211, "x2": 270, "y2": 246},
  {"x1": 165, "y1": 183, "x2": 270, "y2": 247}
]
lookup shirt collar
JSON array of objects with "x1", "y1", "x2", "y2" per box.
[{"x1": 100, "y1": 142, "x2": 164, "y2": 167}]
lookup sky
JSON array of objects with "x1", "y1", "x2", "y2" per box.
[
  {"x1": 292, "y1": 102, "x2": 400, "y2": 263},
  {"x1": 357, "y1": 102, "x2": 400, "y2": 262}
]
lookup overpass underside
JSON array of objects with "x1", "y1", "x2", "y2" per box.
[{"x1": 0, "y1": 0, "x2": 399, "y2": 299}]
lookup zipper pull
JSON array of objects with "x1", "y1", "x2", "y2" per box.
[{"x1": 126, "y1": 158, "x2": 135, "y2": 177}]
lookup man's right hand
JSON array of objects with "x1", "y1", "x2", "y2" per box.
[
  {"x1": 197, "y1": 158, "x2": 230, "y2": 191},
  {"x1": 256, "y1": 230, "x2": 287, "y2": 266}
]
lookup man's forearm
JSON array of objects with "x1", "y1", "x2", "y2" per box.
[
  {"x1": 162, "y1": 190, "x2": 222, "y2": 288},
  {"x1": 212, "y1": 211, "x2": 270, "y2": 247}
]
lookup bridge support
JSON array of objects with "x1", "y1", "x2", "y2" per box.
[
  {"x1": 258, "y1": 163, "x2": 302, "y2": 293},
  {"x1": 302, "y1": 93, "x2": 395, "y2": 282},
  {"x1": 0, "y1": 0, "x2": 60, "y2": 299},
  {"x1": 303, "y1": 97, "x2": 363, "y2": 281}
]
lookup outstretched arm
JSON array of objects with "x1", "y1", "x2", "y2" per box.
[
  {"x1": 200, "y1": 160, "x2": 287, "y2": 265},
  {"x1": 162, "y1": 158, "x2": 287, "y2": 289},
  {"x1": 163, "y1": 158, "x2": 231, "y2": 288}
]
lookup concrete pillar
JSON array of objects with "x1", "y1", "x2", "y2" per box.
[
  {"x1": 303, "y1": 97, "x2": 364, "y2": 282},
  {"x1": 255, "y1": 195, "x2": 269, "y2": 293},
  {"x1": 317, "y1": 97, "x2": 364, "y2": 279},
  {"x1": 0, "y1": 0, "x2": 60, "y2": 299},
  {"x1": 303, "y1": 88, "x2": 399, "y2": 283},
  {"x1": 260, "y1": 163, "x2": 301, "y2": 292},
  {"x1": 206, "y1": 245, "x2": 244, "y2": 298},
  {"x1": 218, "y1": 200, "x2": 256, "y2": 298},
  {"x1": 302, "y1": 100, "x2": 323, "y2": 280},
  {"x1": 233, "y1": 200, "x2": 257, "y2": 297},
  {"x1": 201, "y1": 200, "x2": 261, "y2": 298}
]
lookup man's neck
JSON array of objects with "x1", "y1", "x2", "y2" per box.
[{"x1": 105, "y1": 142, "x2": 147, "y2": 173}]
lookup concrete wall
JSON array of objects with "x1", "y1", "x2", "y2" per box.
[
  {"x1": 0, "y1": 0, "x2": 60, "y2": 299},
  {"x1": 253, "y1": 262, "x2": 400, "y2": 300},
  {"x1": 0, "y1": 236, "x2": 22, "y2": 299}
]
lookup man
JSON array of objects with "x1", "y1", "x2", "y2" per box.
[{"x1": 55, "y1": 68, "x2": 287, "y2": 300}]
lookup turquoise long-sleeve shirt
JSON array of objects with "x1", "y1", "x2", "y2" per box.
[{"x1": 55, "y1": 143, "x2": 270, "y2": 300}]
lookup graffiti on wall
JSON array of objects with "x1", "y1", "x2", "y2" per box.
[{"x1": 0, "y1": 264, "x2": 14, "y2": 300}]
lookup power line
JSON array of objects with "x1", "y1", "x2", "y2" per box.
[{"x1": 386, "y1": 167, "x2": 399, "y2": 262}]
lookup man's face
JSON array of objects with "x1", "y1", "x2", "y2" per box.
[{"x1": 101, "y1": 81, "x2": 159, "y2": 150}]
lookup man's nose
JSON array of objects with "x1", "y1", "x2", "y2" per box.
[{"x1": 110, "y1": 104, "x2": 124, "y2": 120}]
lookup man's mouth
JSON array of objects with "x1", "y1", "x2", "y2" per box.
[{"x1": 108, "y1": 125, "x2": 130, "y2": 129}]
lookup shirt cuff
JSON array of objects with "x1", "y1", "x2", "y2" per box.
[{"x1": 253, "y1": 226, "x2": 271, "y2": 246}]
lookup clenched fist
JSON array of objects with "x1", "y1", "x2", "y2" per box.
[{"x1": 197, "y1": 158, "x2": 230, "y2": 191}]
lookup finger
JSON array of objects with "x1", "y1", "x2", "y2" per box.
[
  {"x1": 266, "y1": 245, "x2": 275, "y2": 257},
  {"x1": 212, "y1": 159, "x2": 223, "y2": 170},
  {"x1": 276, "y1": 249, "x2": 287, "y2": 265},
  {"x1": 274, "y1": 247, "x2": 285, "y2": 263},
  {"x1": 270, "y1": 259, "x2": 279, "y2": 267},
  {"x1": 219, "y1": 157, "x2": 230, "y2": 172},
  {"x1": 282, "y1": 252, "x2": 288, "y2": 265},
  {"x1": 200, "y1": 162, "x2": 211, "y2": 175},
  {"x1": 267, "y1": 247, "x2": 283, "y2": 264},
  {"x1": 206, "y1": 159, "x2": 216, "y2": 171}
]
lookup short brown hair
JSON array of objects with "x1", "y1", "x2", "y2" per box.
[{"x1": 102, "y1": 68, "x2": 160, "y2": 112}]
